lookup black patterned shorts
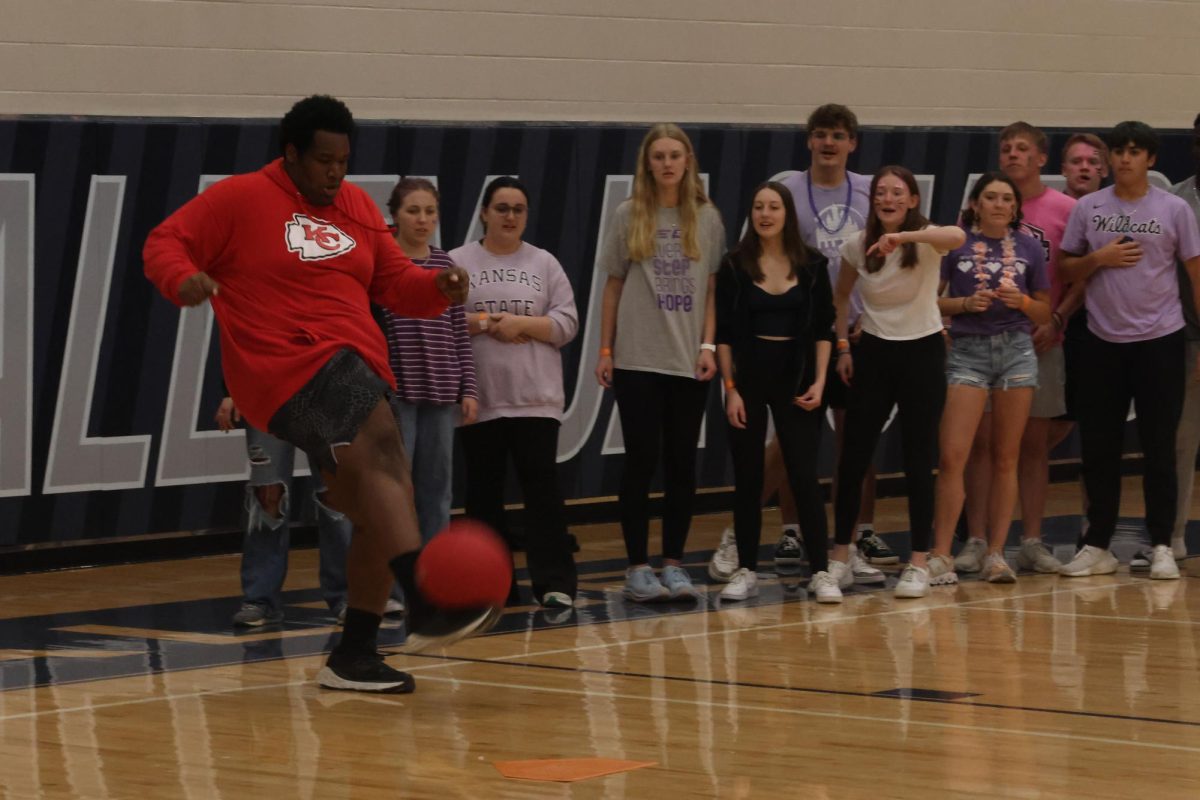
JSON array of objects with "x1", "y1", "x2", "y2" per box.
[{"x1": 268, "y1": 348, "x2": 391, "y2": 475}]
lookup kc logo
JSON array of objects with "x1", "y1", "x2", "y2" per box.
[{"x1": 284, "y1": 214, "x2": 357, "y2": 261}]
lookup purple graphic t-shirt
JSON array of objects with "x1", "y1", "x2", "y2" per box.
[
  {"x1": 941, "y1": 228, "x2": 1049, "y2": 338},
  {"x1": 1061, "y1": 185, "x2": 1200, "y2": 343},
  {"x1": 778, "y1": 170, "x2": 871, "y2": 320}
]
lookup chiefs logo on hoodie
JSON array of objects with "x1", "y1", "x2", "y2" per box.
[{"x1": 284, "y1": 214, "x2": 357, "y2": 261}]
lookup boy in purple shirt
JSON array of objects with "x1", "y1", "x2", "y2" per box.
[{"x1": 1059, "y1": 121, "x2": 1200, "y2": 580}]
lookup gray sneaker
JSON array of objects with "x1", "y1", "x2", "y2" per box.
[
  {"x1": 954, "y1": 538, "x2": 988, "y2": 573},
  {"x1": 233, "y1": 602, "x2": 283, "y2": 627},
  {"x1": 1016, "y1": 538, "x2": 1062, "y2": 573},
  {"x1": 622, "y1": 565, "x2": 670, "y2": 602},
  {"x1": 660, "y1": 564, "x2": 703, "y2": 601}
]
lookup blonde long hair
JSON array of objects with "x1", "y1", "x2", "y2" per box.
[{"x1": 627, "y1": 123, "x2": 710, "y2": 262}]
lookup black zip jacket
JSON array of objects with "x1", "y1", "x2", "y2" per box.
[{"x1": 714, "y1": 248, "x2": 835, "y2": 396}]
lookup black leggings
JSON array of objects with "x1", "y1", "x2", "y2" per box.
[
  {"x1": 459, "y1": 417, "x2": 577, "y2": 600},
  {"x1": 612, "y1": 369, "x2": 710, "y2": 565},
  {"x1": 727, "y1": 339, "x2": 828, "y2": 572},
  {"x1": 834, "y1": 332, "x2": 946, "y2": 552}
]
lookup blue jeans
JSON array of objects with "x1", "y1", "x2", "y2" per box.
[
  {"x1": 393, "y1": 400, "x2": 458, "y2": 543},
  {"x1": 241, "y1": 426, "x2": 351, "y2": 613}
]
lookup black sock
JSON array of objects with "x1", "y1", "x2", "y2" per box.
[
  {"x1": 390, "y1": 551, "x2": 431, "y2": 624},
  {"x1": 333, "y1": 608, "x2": 382, "y2": 657}
]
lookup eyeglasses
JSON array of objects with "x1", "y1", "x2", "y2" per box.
[{"x1": 491, "y1": 204, "x2": 528, "y2": 217}]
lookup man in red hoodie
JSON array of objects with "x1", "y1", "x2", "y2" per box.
[{"x1": 144, "y1": 95, "x2": 490, "y2": 694}]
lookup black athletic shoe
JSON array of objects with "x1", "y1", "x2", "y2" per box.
[
  {"x1": 401, "y1": 606, "x2": 502, "y2": 654},
  {"x1": 317, "y1": 652, "x2": 415, "y2": 694}
]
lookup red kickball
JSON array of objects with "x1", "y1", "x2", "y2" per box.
[{"x1": 416, "y1": 520, "x2": 512, "y2": 609}]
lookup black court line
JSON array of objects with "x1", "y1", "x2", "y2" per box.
[{"x1": 407, "y1": 652, "x2": 1200, "y2": 730}]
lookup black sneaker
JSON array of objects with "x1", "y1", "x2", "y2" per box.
[
  {"x1": 401, "y1": 606, "x2": 502, "y2": 654},
  {"x1": 858, "y1": 531, "x2": 900, "y2": 565},
  {"x1": 1130, "y1": 548, "x2": 1152, "y2": 572},
  {"x1": 774, "y1": 531, "x2": 805, "y2": 566},
  {"x1": 317, "y1": 652, "x2": 415, "y2": 694}
]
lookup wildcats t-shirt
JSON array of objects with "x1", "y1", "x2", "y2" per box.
[{"x1": 1061, "y1": 185, "x2": 1200, "y2": 343}]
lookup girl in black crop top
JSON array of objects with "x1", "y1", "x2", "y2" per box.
[{"x1": 713, "y1": 181, "x2": 842, "y2": 603}]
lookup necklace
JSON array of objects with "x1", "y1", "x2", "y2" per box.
[
  {"x1": 807, "y1": 172, "x2": 853, "y2": 235},
  {"x1": 970, "y1": 226, "x2": 1018, "y2": 294}
]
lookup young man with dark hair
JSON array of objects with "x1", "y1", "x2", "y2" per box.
[
  {"x1": 145, "y1": 95, "x2": 488, "y2": 694},
  {"x1": 1058, "y1": 121, "x2": 1200, "y2": 580},
  {"x1": 709, "y1": 104, "x2": 891, "y2": 588},
  {"x1": 956, "y1": 122, "x2": 1081, "y2": 577}
]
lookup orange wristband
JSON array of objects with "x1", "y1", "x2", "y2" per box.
[
  {"x1": 599, "y1": 347, "x2": 612, "y2": 357},
  {"x1": 1021, "y1": 295, "x2": 1031, "y2": 311},
  {"x1": 836, "y1": 338, "x2": 851, "y2": 353},
  {"x1": 724, "y1": 379, "x2": 736, "y2": 391}
]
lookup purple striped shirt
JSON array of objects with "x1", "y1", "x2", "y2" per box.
[{"x1": 382, "y1": 246, "x2": 478, "y2": 405}]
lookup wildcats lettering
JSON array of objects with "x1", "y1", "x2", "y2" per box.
[{"x1": 1092, "y1": 214, "x2": 1163, "y2": 235}]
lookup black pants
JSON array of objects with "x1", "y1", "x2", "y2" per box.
[
  {"x1": 459, "y1": 417, "x2": 577, "y2": 600},
  {"x1": 612, "y1": 369, "x2": 710, "y2": 564},
  {"x1": 1077, "y1": 329, "x2": 1184, "y2": 548},
  {"x1": 835, "y1": 332, "x2": 946, "y2": 552},
  {"x1": 727, "y1": 339, "x2": 828, "y2": 572}
]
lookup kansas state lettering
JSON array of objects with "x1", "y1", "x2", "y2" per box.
[
  {"x1": 1092, "y1": 214, "x2": 1164, "y2": 235},
  {"x1": 652, "y1": 228, "x2": 695, "y2": 312},
  {"x1": 469, "y1": 267, "x2": 541, "y2": 315}
]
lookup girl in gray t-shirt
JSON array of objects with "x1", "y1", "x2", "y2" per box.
[{"x1": 593, "y1": 123, "x2": 726, "y2": 604}]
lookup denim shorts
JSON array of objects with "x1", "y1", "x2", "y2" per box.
[{"x1": 946, "y1": 330, "x2": 1038, "y2": 390}]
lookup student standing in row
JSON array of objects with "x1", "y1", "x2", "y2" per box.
[
  {"x1": 452, "y1": 177, "x2": 580, "y2": 608},
  {"x1": 1058, "y1": 122, "x2": 1200, "y2": 581},
  {"x1": 715, "y1": 182, "x2": 841, "y2": 603},
  {"x1": 596, "y1": 124, "x2": 725, "y2": 603},
  {"x1": 829, "y1": 166, "x2": 966, "y2": 599}
]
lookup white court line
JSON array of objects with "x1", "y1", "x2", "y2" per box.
[
  {"x1": 417, "y1": 674, "x2": 1200, "y2": 755},
  {"x1": 0, "y1": 580, "x2": 1140, "y2": 724},
  {"x1": 964, "y1": 605, "x2": 1200, "y2": 626}
]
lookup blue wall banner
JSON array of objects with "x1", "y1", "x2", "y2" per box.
[{"x1": 0, "y1": 117, "x2": 1193, "y2": 549}]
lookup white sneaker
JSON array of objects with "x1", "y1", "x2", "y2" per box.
[
  {"x1": 1016, "y1": 538, "x2": 1062, "y2": 573},
  {"x1": 827, "y1": 559, "x2": 854, "y2": 590},
  {"x1": 384, "y1": 597, "x2": 406, "y2": 616},
  {"x1": 1059, "y1": 545, "x2": 1118, "y2": 577},
  {"x1": 622, "y1": 565, "x2": 670, "y2": 602},
  {"x1": 810, "y1": 571, "x2": 844, "y2": 604},
  {"x1": 848, "y1": 543, "x2": 886, "y2": 585},
  {"x1": 1150, "y1": 544, "x2": 1181, "y2": 580},
  {"x1": 954, "y1": 537, "x2": 987, "y2": 572},
  {"x1": 894, "y1": 564, "x2": 931, "y2": 599},
  {"x1": 983, "y1": 553, "x2": 1017, "y2": 584},
  {"x1": 708, "y1": 527, "x2": 738, "y2": 582},
  {"x1": 927, "y1": 553, "x2": 959, "y2": 586},
  {"x1": 719, "y1": 567, "x2": 759, "y2": 601}
]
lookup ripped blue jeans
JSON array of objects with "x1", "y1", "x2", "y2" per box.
[
  {"x1": 241, "y1": 425, "x2": 351, "y2": 613},
  {"x1": 946, "y1": 330, "x2": 1039, "y2": 391}
]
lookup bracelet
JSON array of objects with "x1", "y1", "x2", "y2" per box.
[
  {"x1": 599, "y1": 346, "x2": 612, "y2": 357},
  {"x1": 1021, "y1": 295, "x2": 1031, "y2": 312},
  {"x1": 699, "y1": 343, "x2": 717, "y2": 353},
  {"x1": 477, "y1": 312, "x2": 489, "y2": 331},
  {"x1": 961, "y1": 296, "x2": 969, "y2": 313},
  {"x1": 1051, "y1": 311, "x2": 1064, "y2": 330},
  {"x1": 837, "y1": 351, "x2": 851, "y2": 358},
  {"x1": 724, "y1": 379, "x2": 736, "y2": 391},
  {"x1": 836, "y1": 338, "x2": 851, "y2": 353}
]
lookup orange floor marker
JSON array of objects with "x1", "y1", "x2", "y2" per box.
[{"x1": 493, "y1": 758, "x2": 657, "y2": 782}]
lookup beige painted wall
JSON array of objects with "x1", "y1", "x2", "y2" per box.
[{"x1": 3, "y1": 0, "x2": 1198, "y2": 126}]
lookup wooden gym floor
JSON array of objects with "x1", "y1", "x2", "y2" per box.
[{"x1": 1, "y1": 476, "x2": 1199, "y2": 799}]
